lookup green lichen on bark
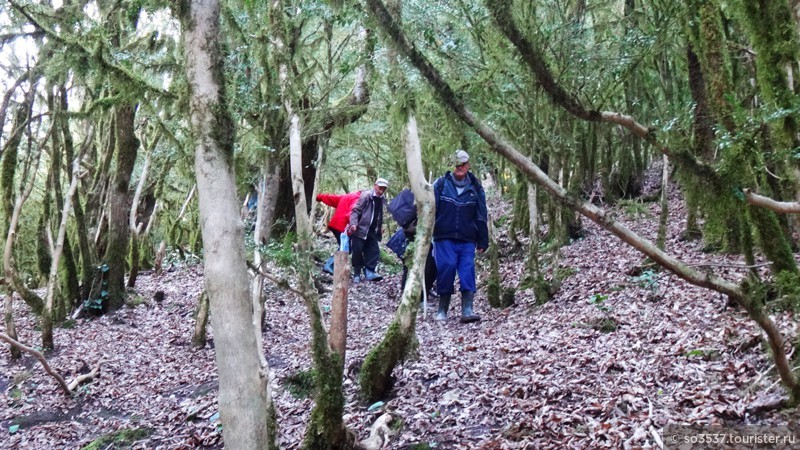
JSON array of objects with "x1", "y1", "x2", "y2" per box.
[
  {"x1": 358, "y1": 318, "x2": 418, "y2": 404},
  {"x1": 748, "y1": 205, "x2": 797, "y2": 275}
]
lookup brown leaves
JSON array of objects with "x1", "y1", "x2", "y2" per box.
[{"x1": 1, "y1": 182, "x2": 797, "y2": 448}]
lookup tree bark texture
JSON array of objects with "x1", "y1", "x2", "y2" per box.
[
  {"x1": 359, "y1": 115, "x2": 434, "y2": 403},
  {"x1": 179, "y1": 0, "x2": 272, "y2": 447},
  {"x1": 42, "y1": 164, "x2": 81, "y2": 350},
  {"x1": 102, "y1": 104, "x2": 137, "y2": 313}
]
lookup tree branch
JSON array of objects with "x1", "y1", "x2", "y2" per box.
[
  {"x1": 744, "y1": 188, "x2": 800, "y2": 214},
  {"x1": 9, "y1": 0, "x2": 173, "y2": 99},
  {"x1": 0, "y1": 332, "x2": 71, "y2": 395},
  {"x1": 247, "y1": 261, "x2": 305, "y2": 298}
]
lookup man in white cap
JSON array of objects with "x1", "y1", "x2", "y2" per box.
[
  {"x1": 348, "y1": 178, "x2": 389, "y2": 282},
  {"x1": 432, "y1": 150, "x2": 488, "y2": 323}
]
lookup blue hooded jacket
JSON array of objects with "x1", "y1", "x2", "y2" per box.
[{"x1": 433, "y1": 171, "x2": 489, "y2": 250}]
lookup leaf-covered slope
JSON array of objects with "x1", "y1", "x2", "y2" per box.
[{"x1": 1, "y1": 181, "x2": 798, "y2": 449}]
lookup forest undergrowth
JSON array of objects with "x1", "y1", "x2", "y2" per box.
[{"x1": 2, "y1": 174, "x2": 800, "y2": 449}]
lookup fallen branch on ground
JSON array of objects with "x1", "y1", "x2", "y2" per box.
[
  {"x1": 0, "y1": 332, "x2": 101, "y2": 395},
  {"x1": 360, "y1": 413, "x2": 393, "y2": 450},
  {"x1": 67, "y1": 361, "x2": 102, "y2": 391}
]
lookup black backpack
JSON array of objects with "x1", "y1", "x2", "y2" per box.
[{"x1": 388, "y1": 188, "x2": 416, "y2": 228}]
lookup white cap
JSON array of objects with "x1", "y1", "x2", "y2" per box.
[
  {"x1": 453, "y1": 149, "x2": 470, "y2": 165},
  {"x1": 375, "y1": 178, "x2": 389, "y2": 188}
]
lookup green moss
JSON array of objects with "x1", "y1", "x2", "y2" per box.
[
  {"x1": 748, "y1": 205, "x2": 798, "y2": 275},
  {"x1": 284, "y1": 369, "x2": 317, "y2": 399},
  {"x1": 80, "y1": 427, "x2": 153, "y2": 450},
  {"x1": 359, "y1": 319, "x2": 416, "y2": 403}
]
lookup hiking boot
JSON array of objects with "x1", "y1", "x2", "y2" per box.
[
  {"x1": 364, "y1": 268, "x2": 383, "y2": 282},
  {"x1": 352, "y1": 267, "x2": 363, "y2": 283},
  {"x1": 322, "y1": 255, "x2": 334, "y2": 274},
  {"x1": 460, "y1": 291, "x2": 481, "y2": 323},
  {"x1": 436, "y1": 295, "x2": 451, "y2": 321}
]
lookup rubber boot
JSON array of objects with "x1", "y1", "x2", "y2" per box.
[
  {"x1": 352, "y1": 267, "x2": 363, "y2": 283},
  {"x1": 460, "y1": 291, "x2": 481, "y2": 323},
  {"x1": 436, "y1": 295, "x2": 451, "y2": 321},
  {"x1": 322, "y1": 255, "x2": 334, "y2": 274},
  {"x1": 364, "y1": 268, "x2": 383, "y2": 282}
]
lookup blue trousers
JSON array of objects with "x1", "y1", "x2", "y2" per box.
[{"x1": 433, "y1": 239, "x2": 476, "y2": 296}]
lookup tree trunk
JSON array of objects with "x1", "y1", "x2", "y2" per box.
[
  {"x1": 359, "y1": 115, "x2": 434, "y2": 403},
  {"x1": 102, "y1": 104, "x2": 138, "y2": 313},
  {"x1": 656, "y1": 155, "x2": 669, "y2": 250},
  {"x1": 192, "y1": 290, "x2": 209, "y2": 349},
  {"x1": 128, "y1": 147, "x2": 154, "y2": 288},
  {"x1": 3, "y1": 127, "x2": 44, "y2": 315},
  {"x1": 179, "y1": 0, "x2": 273, "y2": 447},
  {"x1": 4, "y1": 291, "x2": 21, "y2": 359},
  {"x1": 43, "y1": 163, "x2": 81, "y2": 350},
  {"x1": 328, "y1": 251, "x2": 351, "y2": 362}
]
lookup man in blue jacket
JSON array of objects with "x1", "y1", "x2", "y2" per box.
[{"x1": 433, "y1": 150, "x2": 488, "y2": 323}]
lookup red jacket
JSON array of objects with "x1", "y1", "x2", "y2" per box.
[{"x1": 317, "y1": 191, "x2": 360, "y2": 233}]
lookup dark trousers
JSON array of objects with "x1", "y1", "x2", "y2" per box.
[
  {"x1": 351, "y1": 231, "x2": 380, "y2": 271},
  {"x1": 329, "y1": 228, "x2": 342, "y2": 247}
]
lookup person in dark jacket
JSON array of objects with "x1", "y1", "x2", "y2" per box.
[
  {"x1": 386, "y1": 188, "x2": 437, "y2": 298},
  {"x1": 348, "y1": 178, "x2": 389, "y2": 282},
  {"x1": 316, "y1": 191, "x2": 360, "y2": 273},
  {"x1": 433, "y1": 150, "x2": 488, "y2": 323}
]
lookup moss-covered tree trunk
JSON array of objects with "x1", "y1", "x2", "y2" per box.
[
  {"x1": 359, "y1": 115, "x2": 434, "y2": 403},
  {"x1": 177, "y1": 0, "x2": 274, "y2": 447},
  {"x1": 273, "y1": 4, "x2": 357, "y2": 446},
  {"x1": 42, "y1": 165, "x2": 80, "y2": 350},
  {"x1": 192, "y1": 290, "x2": 209, "y2": 349},
  {"x1": 358, "y1": 0, "x2": 436, "y2": 405},
  {"x1": 4, "y1": 291, "x2": 20, "y2": 359},
  {"x1": 101, "y1": 104, "x2": 137, "y2": 312},
  {"x1": 286, "y1": 107, "x2": 359, "y2": 450},
  {"x1": 2, "y1": 88, "x2": 44, "y2": 315}
]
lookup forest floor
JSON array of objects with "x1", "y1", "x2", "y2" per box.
[{"x1": 3, "y1": 170, "x2": 800, "y2": 449}]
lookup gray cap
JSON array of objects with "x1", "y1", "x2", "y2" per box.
[
  {"x1": 375, "y1": 177, "x2": 389, "y2": 187},
  {"x1": 453, "y1": 149, "x2": 470, "y2": 165}
]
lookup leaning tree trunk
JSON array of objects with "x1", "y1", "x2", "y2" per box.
[
  {"x1": 4, "y1": 291, "x2": 20, "y2": 359},
  {"x1": 178, "y1": 0, "x2": 273, "y2": 447},
  {"x1": 3, "y1": 110, "x2": 44, "y2": 315},
  {"x1": 128, "y1": 140, "x2": 156, "y2": 288},
  {"x1": 359, "y1": 114, "x2": 434, "y2": 403},
  {"x1": 42, "y1": 162, "x2": 81, "y2": 350}
]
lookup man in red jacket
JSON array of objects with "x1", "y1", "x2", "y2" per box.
[{"x1": 316, "y1": 191, "x2": 361, "y2": 273}]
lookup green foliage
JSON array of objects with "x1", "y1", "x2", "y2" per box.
[
  {"x1": 125, "y1": 295, "x2": 147, "y2": 308},
  {"x1": 773, "y1": 271, "x2": 800, "y2": 312},
  {"x1": 285, "y1": 369, "x2": 317, "y2": 399},
  {"x1": 80, "y1": 427, "x2": 154, "y2": 450},
  {"x1": 633, "y1": 269, "x2": 659, "y2": 294},
  {"x1": 685, "y1": 348, "x2": 720, "y2": 361},
  {"x1": 588, "y1": 293, "x2": 618, "y2": 332},
  {"x1": 261, "y1": 231, "x2": 297, "y2": 268},
  {"x1": 405, "y1": 444, "x2": 435, "y2": 450},
  {"x1": 588, "y1": 293, "x2": 610, "y2": 314},
  {"x1": 617, "y1": 199, "x2": 651, "y2": 219}
]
